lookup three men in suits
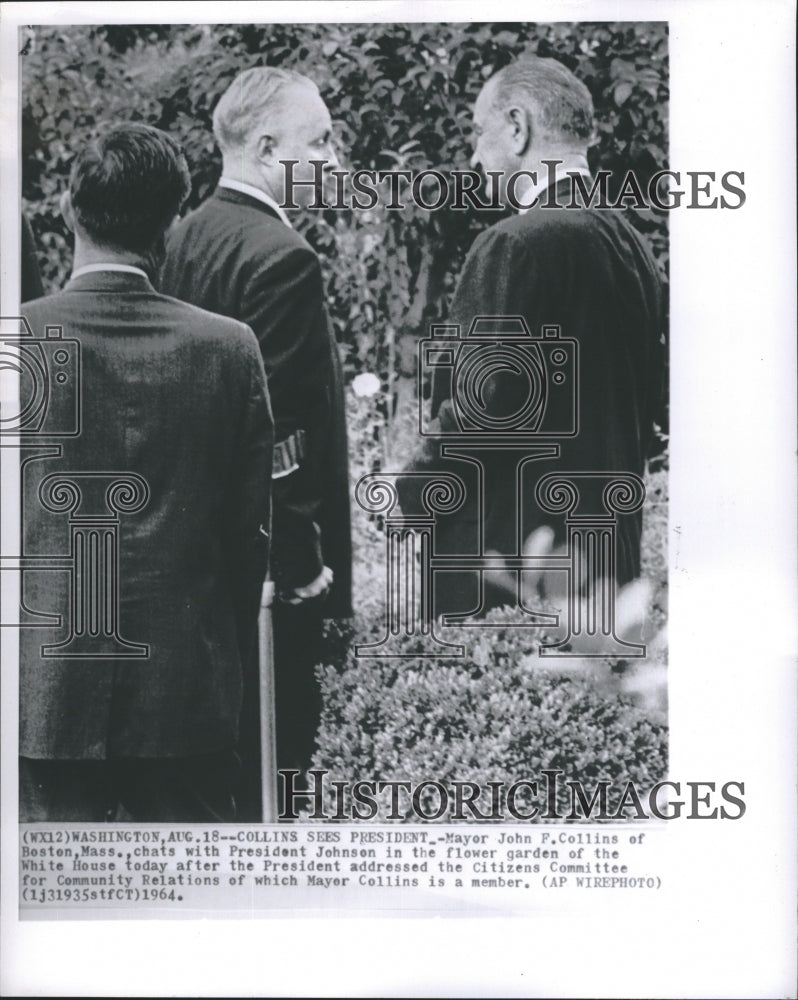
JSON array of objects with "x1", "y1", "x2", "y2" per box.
[
  {"x1": 160, "y1": 68, "x2": 352, "y2": 798},
  {"x1": 404, "y1": 56, "x2": 664, "y2": 619},
  {"x1": 19, "y1": 124, "x2": 273, "y2": 821}
]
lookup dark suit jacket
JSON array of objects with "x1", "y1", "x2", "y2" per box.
[
  {"x1": 406, "y1": 179, "x2": 664, "y2": 614},
  {"x1": 160, "y1": 187, "x2": 352, "y2": 616},
  {"x1": 20, "y1": 271, "x2": 272, "y2": 759}
]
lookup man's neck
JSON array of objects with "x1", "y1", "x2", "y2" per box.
[
  {"x1": 72, "y1": 239, "x2": 148, "y2": 272},
  {"x1": 219, "y1": 163, "x2": 282, "y2": 206},
  {"x1": 218, "y1": 172, "x2": 294, "y2": 228},
  {"x1": 512, "y1": 151, "x2": 590, "y2": 206}
]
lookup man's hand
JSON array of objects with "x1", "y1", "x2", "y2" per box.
[
  {"x1": 481, "y1": 528, "x2": 667, "y2": 720},
  {"x1": 487, "y1": 526, "x2": 662, "y2": 654},
  {"x1": 280, "y1": 565, "x2": 334, "y2": 606}
]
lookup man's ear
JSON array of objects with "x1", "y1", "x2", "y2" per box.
[
  {"x1": 60, "y1": 189, "x2": 75, "y2": 232},
  {"x1": 255, "y1": 132, "x2": 276, "y2": 166},
  {"x1": 506, "y1": 106, "x2": 531, "y2": 156}
]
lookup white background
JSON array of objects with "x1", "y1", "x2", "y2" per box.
[{"x1": 1, "y1": 1, "x2": 796, "y2": 996}]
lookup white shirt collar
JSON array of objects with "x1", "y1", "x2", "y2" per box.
[
  {"x1": 218, "y1": 177, "x2": 293, "y2": 228},
  {"x1": 519, "y1": 161, "x2": 592, "y2": 214},
  {"x1": 71, "y1": 263, "x2": 149, "y2": 280}
]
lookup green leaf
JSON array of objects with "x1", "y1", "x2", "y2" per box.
[{"x1": 614, "y1": 81, "x2": 634, "y2": 105}]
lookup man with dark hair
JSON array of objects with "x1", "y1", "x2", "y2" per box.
[
  {"x1": 161, "y1": 68, "x2": 352, "y2": 808},
  {"x1": 406, "y1": 56, "x2": 664, "y2": 619},
  {"x1": 67, "y1": 123, "x2": 193, "y2": 254},
  {"x1": 19, "y1": 123, "x2": 273, "y2": 822}
]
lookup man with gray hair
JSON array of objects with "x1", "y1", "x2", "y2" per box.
[
  {"x1": 160, "y1": 66, "x2": 352, "y2": 814},
  {"x1": 405, "y1": 55, "x2": 664, "y2": 621},
  {"x1": 471, "y1": 54, "x2": 597, "y2": 208}
]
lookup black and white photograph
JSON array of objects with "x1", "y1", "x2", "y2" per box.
[
  {"x1": 0, "y1": 1, "x2": 795, "y2": 997},
  {"x1": 13, "y1": 17, "x2": 670, "y2": 825}
]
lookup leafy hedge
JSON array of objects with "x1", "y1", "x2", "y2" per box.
[
  {"x1": 22, "y1": 21, "x2": 668, "y2": 384},
  {"x1": 313, "y1": 607, "x2": 667, "y2": 822}
]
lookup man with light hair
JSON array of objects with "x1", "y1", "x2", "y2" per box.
[
  {"x1": 406, "y1": 55, "x2": 664, "y2": 621},
  {"x1": 161, "y1": 66, "x2": 352, "y2": 815},
  {"x1": 211, "y1": 66, "x2": 332, "y2": 205}
]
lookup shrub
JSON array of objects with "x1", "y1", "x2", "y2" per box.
[{"x1": 314, "y1": 607, "x2": 667, "y2": 822}]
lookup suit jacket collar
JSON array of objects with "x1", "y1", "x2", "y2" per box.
[
  {"x1": 518, "y1": 175, "x2": 591, "y2": 214},
  {"x1": 213, "y1": 185, "x2": 285, "y2": 224},
  {"x1": 64, "y1": 269, "x2": 156, "y2": 293},
  {"x1": 512, "y1": 177, "x2": 595, "y2": 222}
]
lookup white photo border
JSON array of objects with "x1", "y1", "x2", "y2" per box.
[{"x1": 1, "y1": 2, "x2": 796, "y2": 997}]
